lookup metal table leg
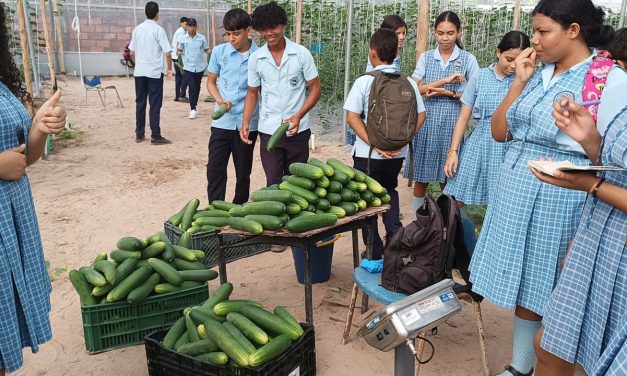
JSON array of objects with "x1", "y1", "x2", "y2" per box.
[
  {"x1": 394, "y1": 340, "x2": 416, "y2": 376},
  {"x1": 304, "y1": 238, "x2": 313, "y2": 325},
  {"x1": 361, "y1": 218, "x2": 375, "y2": 313},
  {"x1": 217, "y1": 235, "x2": 227, "y2": 284},
  {"x1": 352, "y1": 228, "x2": 359, "y2": 268}
]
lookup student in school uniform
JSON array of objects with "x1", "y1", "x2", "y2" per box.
[
  {"x1": 171, "y1": 16, "x2": 189, "y2": 102},
  {"x1": 241, "y1": 1, "x2": 321, "y2": 187},
  {"x1": 178, "y1": 17, "x2": 210, "y2": 120},
  {"x1": 468, "y1": 1, "x2": 615, "y2": 375},
  {"x1": 530, "y1": 28, "x2": 627, "y2": 376},
  {"x1": 404, "y1": 11, "x2": 479, "y2": 214},
  {"x1": 443, "y1": 31, "x2": 530, "y2": 206},
  {"x1": 347, "y1": 15, "x2": 409, "y2": 146},
  {"x1": 206, "y1": 8, "x2": 259, "y2": 205},
  {"x1": 344, "y1": 28, "x2": 426, "y2": 260}
]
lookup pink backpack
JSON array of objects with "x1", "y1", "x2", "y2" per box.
[{"x1": 582, "y1": 50, "x2": 614, "y2": 123}]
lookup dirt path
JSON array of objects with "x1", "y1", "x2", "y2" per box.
[{"x1": 15, "y1": 76, "x2": 536, "y2": 376}]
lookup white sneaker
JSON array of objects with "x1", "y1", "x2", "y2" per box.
[{"x1": 189, "y1": 109, "x2": 198, "y2": 119}]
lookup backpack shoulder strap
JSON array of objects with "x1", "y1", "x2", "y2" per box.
[{"x1": 583, "y1": 51, "x2": 614, "y2": 123}]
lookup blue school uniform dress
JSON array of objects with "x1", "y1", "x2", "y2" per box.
[
  {"x1": 469, "y1": 55, "x2": 598, "y2": 316},
  {"x1": 0, "y1": 82, "x2": 52, "y2": 372},
  {"x1": 443, "y1": 65, "x2": 512, "y2": 204},
  {"x1": 404, "y1": 45, "x2": 479, "y2": 183},
  {"x1": 540, "y1": 69, "x2": 627, "y2": 375}
]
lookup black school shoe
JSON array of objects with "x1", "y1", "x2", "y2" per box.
[
  {"x1": 151, "y1": 137, "x2": 172, "y2": 145},
  {"x1": 135, "y1": 136, "x2": 146, "y2": 143}
]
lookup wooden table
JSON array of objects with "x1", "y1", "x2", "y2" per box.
[{"x1": 217, "y1": 205, "x2": 390, "y2": 324}]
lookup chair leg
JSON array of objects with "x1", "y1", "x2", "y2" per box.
[
  {"x1": 85, "y1": 89, "x2": 88, "y2": 106},
  {"x1": 472, "y1": 300, "x2": 490, "y2": 376},
  {"x1": 342, "y1": 282, "x2": 360, "y2": 345},
  {"x1": 114, "y1": 88, "x2": 123, "y2": 108},
  {"x1": 414, "y1": 331, "x2": 427, "y2": 376},
  {"x1": 97, "y1": 90, "x2": 105, "y2": 110}
]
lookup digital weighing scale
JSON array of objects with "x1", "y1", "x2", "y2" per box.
[{"x1": 357, "y1": 279, "x2": 462, "y2": 375}]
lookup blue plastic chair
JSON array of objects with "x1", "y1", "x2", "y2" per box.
[
  {"x1": 83, "y1": 75, "x2": 123, "y2": 109},
  {"x1": 342, "y1": 218, "x2": 490, "y2": 375}
]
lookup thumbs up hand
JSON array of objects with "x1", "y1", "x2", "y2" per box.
[{"x1": 33, "y1": 90, "x2": 67, "y2": 135}]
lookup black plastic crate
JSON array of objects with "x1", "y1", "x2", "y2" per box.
[
  {"x1": 145, "y1": 324, "x2": 316, "y2": 376},
  {"x1": 164, "y1": 222, "x2": 269, "y2": 268}
]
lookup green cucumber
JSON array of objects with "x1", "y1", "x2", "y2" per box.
[
  {"x1": 291, "y1": 195, "x2": 310, "y2": 210},
  {"x1": 211, "y1": 103, "x2": 229, "y2": 120},
  {"x1": 346, "y1": 180, "x2": 368, "y2": 192},
  {"x1": 313, "y1": 186, "x2": 327, "y2": 198},
  {"x1": 226, "y1": 312, "x2": 269, "y2": 346},
  {"x1": 200, "y1": 225, "x2": 218, "y2": 232},
  {"x1": 69, "y1": 269, "x2": 98, "y2": 305},
  {"x1": 239, "y1": 305, "x2": 303, "y2": 340},
  {"x1": 116, "y1": 236, "x2": 143, "y2": 252},
  {"x1": 279, "y1": 181, "x2": 319, "y2": 205},
  {"x1": 114, "y1": 257, "x2": 139, "y2": 285},
  {"x1": 340, "y1": 188, "x2": 357, "y2": 202},
  {"x1": 293, "y1": 211, "x2": 315, "y2": 218},
  {"x1": 227, "y1": 217, "x2": 264, "y2": 234},
  {"x1": 79, "y1": 267, "x2": 107, "y2": 287},
  {"x1": 244, "y1": 215, "x2": 285, "y2": 231},
  {"x1": 171, "y1": 258, "x2": 206, "y2": 271},
  {"x1": 288, "y1": 162, "x2": 324, "y2": 180},
  {"x1": 90, "y1": 252, "x2": 108, "y2": 267},
  {"x1": 168, "y1": 204, "x2": 187, "y2": 227},
  {"x1": 189, "y1": 306, "x2": 226, "y2": 324},
  {"x1": 107, "y1": 265, "x2": 153, "y2": 302},
  {"x1": 360, "y1": 190, "x2": 375, "y2": 203},
  {"x1": 279, "y1": 213, "x2": 290, "y2": 225},
  {"x1": 186, "y1": 314, "x2": 201, "y2": 342},
  {"x1": 365, "y1": 176, "x2": 385, "y2": 195},
  {"x1": 327, "y1": 158, "x2": 356, "y2": 179},
  {"x1": 196, "y1": 352, "x2": 229, "y2": 365},
  {"x1": 273, "y1": 306, "x2": 304, "y2": 336},
  {"x1": 187, "y1": 226, "x2": 202, "y2": 234},
  {"x1": 316, "y1": 198, "x2": 331, "y2": 211},
  {"x1": 202, "y1": 282, "x2": 233, "y2": 310},
  {"x1": 283, "y1": 175, "x2": 316, "y2": 190},
  {"x1": 154, "y1": 281, "x2": 203, "y2": 293},
  {"x1": 197, "y1": 209, "x2": 231, "y2": 218},
  {"x1": 329, "y1": 169, "x2": 350, "y2": 185},
  {"x1": 326, "y1": 192, "x2": 342, "y2": 205},
  {"x1": 211, "y1": 200, "x2": 240, "y2": 212},
  {"x1": 250, "y1": 190, "x2": 293, "y2": 203},
  {"x1": 158, "y1": 231, "x2": 175, "y2": 262},
  {"x1": 266, "y1": 122, "x2": 290, "y2": 151},
  {"x1": 352, "y1": 167, "x2": 368, "y2": 182},
  {"x1": 172, "y1": 245, "x2": 197, "y2": 261},
  {"x1": 316, "y1": 175, "x2": 330, "y2": 188},
  {"x1": 178, "y1": 338, "x2": 220, "y2": 355},
  {"x1": 163, "y1": 316, "x2": 187, "y2": 349},
  {"x1": 327, "y1": 206, "x2": 347, "y2": 218},
  {"x1": 204, "y1": 319, "x2": 250, "y2": 366},
  {"x1": 286, "y1": 213, "x2": 338, "y2": 233},
  {"x1": 229, "y1": 206, "x2": 247, "y2": 217},
  {"x1": 92, "y1": 284, "x2": 113, "y2": 297},
  {"x1": 223, "y1": 322, "x2": 256, "y2": 353},
  {"x1": 180, "y1": 198, "x2": 200, "y2": 231},
  {"x1": 174, "y1": 331, "x2": 190, "y2": 351},
  {"x1": 214, "y1": 300, "x2": 263, "y2": 317},
  {"x1": 127, "y1": 272, "x2": 161, "y2": 304},
  {"x1": 241, "y1": 201, "x2": 286, "y2": 216},
  {"x1": 307, "y1": 157, "x2": 334, "y2": 176},
  {"x1": 93, "y1": 260, "x2": 117, "y2": 285},
  {"x1": 339, "y1": 201, "x2": 358, "y2": 216},
  {"x1": 146, "y1": 234, "x2": 161, "y2": 245},
  {"x1": 248, "y1": 334, "x2": 293, "y2": 367},
  {"x1": 178, "y1": 232, "x2": 192, "y2": 249},
  {"x1": 380, "y1": 193, "x2": 391, "y2": 204},
  {"x1": 370, "y1": 197, "x2": 382, "y2": 207},
  {"x1": 179, "y1": 269, "x2": 218, "y2": 282},
  {"x1": 285, "y1": 203, "x2": 301, "y2": 216},
  {"x1": 140, "y1": 241, "x2": 166, "y2": 259},
  {"x1": 148, "y1": 258, "x2": 182, "y2": 286},
  {"x1": 307, "y1": 205, "x2": 317, "y2": 213},
  {"x1": 194, "y1": 216, "x2": 230, "y2": 227},
  {"x1": 356, "y1": 199, "x2": 367, "y2": 210},
  {"x1": 327, "y1": 180, "x2": 342, "y2": 193}
]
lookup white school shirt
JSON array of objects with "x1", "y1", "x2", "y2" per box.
[
  {"x1": 129, "y1": 19, "x2": 172, "y2": 79},
  {"x1": 343, "y1": 64, "x2": 426, "y2": 160},
  {"x1": 247, "y1": 37, "x2": 319, "y2": 135}
]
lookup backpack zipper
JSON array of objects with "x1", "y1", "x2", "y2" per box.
[{"x1": 443, "y1": 227, "x2": 447, "y2": 240}]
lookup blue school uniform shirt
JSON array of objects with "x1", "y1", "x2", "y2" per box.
[
  {"x1": 598, "y1": 66, "x2": 627, "y2": 166},
  {"x1": 248, "y1": 37, "x2": 319, "y2": 135},
  {"x1": 366, "y1": 56, "x2": 400, "y2": 73},
  {"x1": 170, "y1": 26, "x2": 187, "y2": 59},
  {"x1": 412, "y1": 44, "x2": 479, "y2": 92},
  {"x1": 460, "y1": 71, "x2": 483, "y2": 119},
  {"x1": 179, "y1": 33, "x2": 209, "y2": 73},
  {"x1": 129, "y1": 19, "x2": 172, "y2": 79},
  {"x1": 343, "y1": 64, "x2": 426, "y2": 159},
  {"x1": 207, "y1": 41, "x2": 259, "y2": 131}
]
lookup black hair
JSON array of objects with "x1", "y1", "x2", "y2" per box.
[
  {"x1": 179, "y1": 16, "x2": 189, "y2": 24},
  {"x1": 223, "y1": 8, "x2": 252, "y2": 31},
  {"x1": 370, "y1": 28, "x2": 397, "y2": 65},
  {"x1": 497, "y1": 30, "x2": 531, "y2": 52},
  {"x1": 0, "y1": 3, "x2": 31, "y2": 105},
  {"x1": 607, "y1": 27, "x2": 627, "y2": 64},
  {"x1": 145, "y1": 1, "x2": 159, "y2": 20},
  {"x1": 434, "y1": 11, "x2": 463, "y2": 49},
  {"x1": 532, "y1": 0, "x2": 614, "y2": 48},
  {"x1": 380, "y1": 15, "x2": 407, "y2": 32},
  {"x1": 251, "y1": 1, "x2": 287, "y2": 31}
]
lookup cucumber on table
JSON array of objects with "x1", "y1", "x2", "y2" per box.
[
  {"x1": 327, "y1": 158, "x2": 356, "y2": 179},
  {"x1": 227, "y1": 217, "x2": 264, "y2": 235},
  {"x1": 346, "y1": 180, "x2": 368, "y2": 192},
  {"x1": 288, "y1": 162, "x2": 324, "y2": 180},
  {"x1": 282, "y1": 175, "x2": 316, "y2": 190},
  {"x1": 279, "y1": 181, "x2": 319, "y2": 205},
  {"x1": 327, "y1": 180, "x2": 342, "y2": 193},
  {"x1": 286, "y1": 213, "x2": 338, "y2": 233},
  {"x1": 69, "y1": 269, "x2": 98, "y2": 305},
  {"x1": 316, "y1": 198, "x2": 331, "y2": 211},
  {"x1": 241, "y1": 201, "x2": 286, "y2": 216},
  {"x1": 316, "y1": 175, "x2": 330, "y2": 188},
  {"x1": 313, "y1": 186, "x2": 327, "y2": 198},
  {"x1": 338, "y1": 201, "x2": 359, "y2": 216},
  {"x1": 285, "y1": 203, "x2": 302, "y2": 216},
  {"x1": 194, "y1": 216, "x2": 231, "y2": 227},
  {"x1": 211, "y1": 200, "x2": 240, "y2": 212},
  {"x1": 250, "y1": 189, "x2": 294, "y2": 203},
  {"x1": 326, "y1": 206, "x2": 346, "y2": 218},
  {"x1": 266, "y1": 121, "x2": 290, "y2": 151},
  {"x1": 365, "y1": 176, "x2": 385, "y2": 195},
  {"x1": 307, "y1": 157, "x2": 334, "y2": 176},
  {"x1": 326, "y1": 192, "x2": 342, "y2": 205},
  {"x1": 352, "y1": 167, "x2": 368, "y2": 182},
  {"x1": 195, "y1": 209, "x2": 231, "y2": 218},
  {"x1": 244, "y1": 214, "x2": 285, "y2": 231},
  {"x1": 229, "y1": 206, "x2": 247, "y2": 217},
  {"x1": 248, "y1": 334, "x2": 293, "y2": 367},
  {"x1": 329, "y1": 169, "x2": 350, "y2": 185},
  {"x1": 291, "y1": 195, "x2": 309, "y2": 210},
  {"x1": 340, "y1": 188, "x2": 357, "y2": 202}
]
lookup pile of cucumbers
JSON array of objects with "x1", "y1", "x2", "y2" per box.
[
  {"x1": 69, "y1": 234, "x2": 218, "y2": 306},
  {"x1": 167, "y1": 158, "x2": 390, "y2": 235},
  {"x1": 162, "y1": 282, "x2": 304, "y2": 368}
]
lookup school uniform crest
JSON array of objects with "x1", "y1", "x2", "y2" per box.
[{"x1": 289, "y1": 76, "x2": 299, "y2": 87}]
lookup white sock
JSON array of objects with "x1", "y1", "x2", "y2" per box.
[
  {"x1": 496, "y1": 316, "x2": 541, "y2": 376},
  {"x1": 413, "y1": 196, "x2": 425, "y2": 218}
]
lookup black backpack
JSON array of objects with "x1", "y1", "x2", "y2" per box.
[{"x1": 381, "y1": 194, "x2": 476, "y2": 295}]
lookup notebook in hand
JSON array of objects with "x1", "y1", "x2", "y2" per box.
[{"x1": 528, "y1": 160, "x2": 627, "y2": 177}]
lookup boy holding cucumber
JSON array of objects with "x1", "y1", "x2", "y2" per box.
[
  {"x1": 206, "y1": 9, "x2": 259, "y2": 204},
  {"x1": 241, "y1": 1, "x2": 322, "y2": 187},
  {"x1": 343, "y1": 28, "x2": 426, "y2": 260}
]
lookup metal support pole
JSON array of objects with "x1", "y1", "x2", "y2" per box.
[
  {"x1": 341, "y1": 0, "x2": 354, "y2": 144},
  {"x1": 394, "y1": 340, "x2": 416, "y2": 376}
]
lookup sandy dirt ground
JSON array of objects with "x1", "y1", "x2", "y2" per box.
[{"x1": 12, "y1": 76, "x2": 585, "y2": 376}]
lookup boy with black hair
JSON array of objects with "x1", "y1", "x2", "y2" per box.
[
  {"x1": 171, "y1": 16, "x2": 189, "y2": 102},
  {"x1": 241, "y1": 1, "x2": 321, "y2": 187},
  {"x1": 178, "y1": 17, "x2": 209, "y2": 119},
  {"x1": 206, "y1": 8, "x2": 259, "y2": 204},
  {"x1": 344, "y1": 28, "x2": 426, "y2": 260}
]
